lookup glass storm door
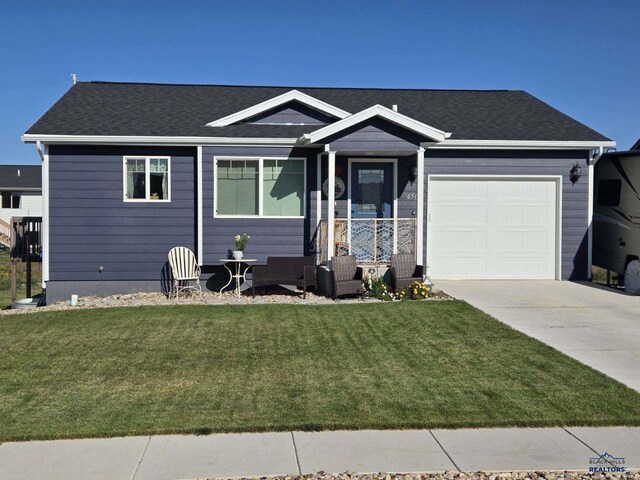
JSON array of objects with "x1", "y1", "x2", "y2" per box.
[
  {"x1": 351, "y1": 162, "x2": 393, "y2": 218},
  {"x1": 349, "y1": 162, "x2": 394, "y2": 263}
]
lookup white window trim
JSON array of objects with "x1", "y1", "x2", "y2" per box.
[
  {"x1": 123, "y1": 156, "x2": 171, "y2": 202},
  {"x1": 0, "y1": 191, "x2": 22, "y2": 209},
  {"x1": 213, "y1": 156, "x2": 306, "y2": 219}
]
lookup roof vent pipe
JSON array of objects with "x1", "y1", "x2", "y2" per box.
[
  {"x1": 71, "y1": 73, "x2": 77, "y2": 85},
  {"x1": 392, "y1": 104, "x2": 398, "y2": 112},
  {"x1": 17, "y1": 169, "x2": 20, "y2": 177}
]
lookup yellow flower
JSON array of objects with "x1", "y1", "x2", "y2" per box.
[{"x1": 235, "y1": 235, "x2": 240, "y2": 241}]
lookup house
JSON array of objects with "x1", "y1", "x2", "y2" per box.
[
  {"x1": 21, "y1": 81, "x2": 614, "y2": 303},
  {"x1": 0, "y1": 165, "x2": 42, "y2": 248},
  {"x1": 0, "y1": 165, "x2": 41, "y2": 224}
]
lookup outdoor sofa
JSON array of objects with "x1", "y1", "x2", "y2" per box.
[{"x1": 252, "y1": 256, "x2": 317, "y2": 298}]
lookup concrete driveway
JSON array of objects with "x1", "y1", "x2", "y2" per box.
[{"x1": 437, "y1": 280, "x2": 640, "y2": 392}]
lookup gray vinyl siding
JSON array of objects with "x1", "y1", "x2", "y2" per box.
[
  {"x1": 246, "y1": 102, "x2": 335, "y2": 125},
  {"x1": 48, "y1": 145, "x2": 196, "y2": 282},
  {"x1": 423, "y1": 150, "x2": 591, "y2": 280},
  {"x1": 202, "y1": 146, "x2": 320, "y2": 264},
  {"x1": 397, "y1": 154, "x2": 418, "y2": 218},
  {"x1": 324, "y1": 118, "x2": 424, "y2": 152}
]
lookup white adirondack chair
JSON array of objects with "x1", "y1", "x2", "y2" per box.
[{"x1": 168, "y1": 247, "x2": 202, "y2": 299}]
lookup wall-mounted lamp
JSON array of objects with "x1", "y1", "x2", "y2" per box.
[
  {"x1": 409, "y1": 166, "x2": 418, "y2": 184},
  {"x1": 570, "y1": 162, "x2": 582, "y2": 184}
]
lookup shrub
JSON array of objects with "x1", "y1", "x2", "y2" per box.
[
  {"x1": 396, "y1": 281, "x2": 430, "y2": 301},
  {"x1": 364, "y1": 272, "x2": 394, "y2": 301}
]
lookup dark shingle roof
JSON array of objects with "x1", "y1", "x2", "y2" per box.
[
  {"x1": 0, "y1": 165, "x2": 41, "y2": 190},
  {"x1": 25, "y1": 81, "x2": 610, "y2": 142}
]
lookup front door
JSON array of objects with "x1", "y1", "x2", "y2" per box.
[
  {"x1": 351, "y1": 162, "x2": 393, "y2": 218},
  {"x1": 349, "y1": 161, "x2": 394, "y2": 263}
]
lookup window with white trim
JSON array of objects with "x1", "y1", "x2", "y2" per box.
[
  {"x1": 215, "y1": 157, "x2": 305, "y2": 217},
  {"x1": 124, "y1": 157, "x2": 170, "y2": 201},
  {"x1": 1, "y1": 192, "x2": 21, "y2": 209}
]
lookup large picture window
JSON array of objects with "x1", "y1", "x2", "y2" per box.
[
  {"x1": 124, "y1": 157, "x2": 170, "y2": 201},
  {"x1": 215, "y1": 157, "x2": 305, "y2": 217}
]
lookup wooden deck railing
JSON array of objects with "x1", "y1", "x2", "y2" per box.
[{"x1": 10, "y1": 216, "x2": 42, "y2": 261}]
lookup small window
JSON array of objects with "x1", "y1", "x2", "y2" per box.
[
  {"x1": 215, "y1": 157, "x2": 305, "y2": 217},
  {"x1": 597, "y1": 179, "x2": 621, "y2": 206},
  {"x1": 1, "y1": 192, "x2": 20, "y2": 209},
  {"x1": 124, "y1": 157, "x2": 170, "y2": 201}
]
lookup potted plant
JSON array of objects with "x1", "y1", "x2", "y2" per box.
[{"x1": 233, "y1": 234, "x2": 250, "y2": 260}]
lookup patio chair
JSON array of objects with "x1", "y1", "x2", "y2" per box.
[
  {"x1": 389, "y1": 253, "x2": 424, "y2": 291},
  {"x1": 331, "y1": 255, "x2": 364, "y2": 299},
  {"x1": 168, "y1": 246, "x2": 202, "y2": 299}
]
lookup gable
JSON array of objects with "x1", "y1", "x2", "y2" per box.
[
  {"x1": 242, "y1": 101, "x2": 336, "y2": 125},
  {"x1": 301, "y1": 104, "x2": 450, "y2": 145},
  {"x1": 322, "y1": 117, "x2": 426, "y2": 152},
  {"x1": 206, "y1": 89, "x2": 350, "y2": 127}
]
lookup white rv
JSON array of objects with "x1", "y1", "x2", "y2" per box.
[{"x1": 593, "y1": 142, "x2": 640, "y2": 278}]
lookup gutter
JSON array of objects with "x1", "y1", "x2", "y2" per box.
[
  {"x1": 22, "y1": 134, "x2": 299, "y2": 147},
  {"x1": 587, "y1": 145, "x2": 605, "y2": 280}
]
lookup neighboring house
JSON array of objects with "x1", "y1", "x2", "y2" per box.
[
  {"x1": 0, "y1": 164, "x2": 42, "y2": 225},
  {"x1": 22, "y1": 82, "x2": 614, "y2": 303}
]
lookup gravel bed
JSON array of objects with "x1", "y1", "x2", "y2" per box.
[
  {"x1": 0, "y1": 287, "x2": 452, "y2": 316},
  {"x1": 223, "y1": 472, "x2": 637, "y2": 480}
]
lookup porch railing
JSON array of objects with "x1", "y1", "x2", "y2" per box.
[
  {"x1": 10, "y1": 216, "x2": 42, "y2": 261},
  {"x1": 317, "y1": 218, "x2": 416, "y2": 265}
]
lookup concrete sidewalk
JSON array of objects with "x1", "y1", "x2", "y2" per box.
[{"x1": 0, "y1": 427, "x2": 638, "y2": 480}]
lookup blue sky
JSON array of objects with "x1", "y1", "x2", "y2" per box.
[{"x1": 1, "y1": 0, "x2": 638, "y2": 165}]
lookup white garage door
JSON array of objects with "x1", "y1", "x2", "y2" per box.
[{"x1": 427, "y1": 177, "x2": 559, "y2": 279}]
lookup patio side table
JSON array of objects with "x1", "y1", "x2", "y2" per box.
[{"x1": 219, "y1": 259, "x2": 257, "y2": 297}]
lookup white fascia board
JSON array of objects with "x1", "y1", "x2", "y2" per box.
[
  {"x1": 423, "y1": 139, "x2": 617, "y2": 150},
  {"x1": 301, "y1": 105, "x2": 449, "y2": 145},
  {"x1": 205, "y1": 90, "x2": 351, "y2": 127},
  {"x1": 0, "y1": 187, "x2": 41, "y2": 192},
  {"x1": 21, "y1": 134, "x2": 299, "y2": 146}
]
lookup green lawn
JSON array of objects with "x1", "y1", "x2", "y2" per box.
[
  {"x1": 1, "y1": 301, "x2": 640, "y2": 441},
  {"x1": 0, "y1": 249, "x2": 41, "y2": 309}
]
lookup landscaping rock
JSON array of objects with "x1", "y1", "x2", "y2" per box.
[
  {"x1": 222, "y1": 473, "x2": 636, "y2": 480},
  {"x1": 0, "y1": 285, "x2": 452, "y2": 315}
]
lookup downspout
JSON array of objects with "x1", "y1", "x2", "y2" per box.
[
  {"x1": 587, "y1": 145, "x2": 604, "y2": 280},
  {"x1": 36, "y1": 140, "x2": 44, "y2": 161},
  {"x1": 36, "y1": 140, "x2": 48, "y2": 290}
]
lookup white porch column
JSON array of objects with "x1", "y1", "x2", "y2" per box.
[
  {"x1": 327, "y1": 150, "x2": 336, "y2": 263},
  {"x1": 316, "y1": 153, "x2": 322, "y2": 228},
  {"x1": 416, "y1": 147, "x2": 425, "y2": 266}
]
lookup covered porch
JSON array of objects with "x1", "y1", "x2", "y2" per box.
[
  {"x1": 314, "y1": 148, "x2": 426, "y2": 268},
  {"x1": 300, "y1": 104, "x2": 450, "y2": 270}
]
